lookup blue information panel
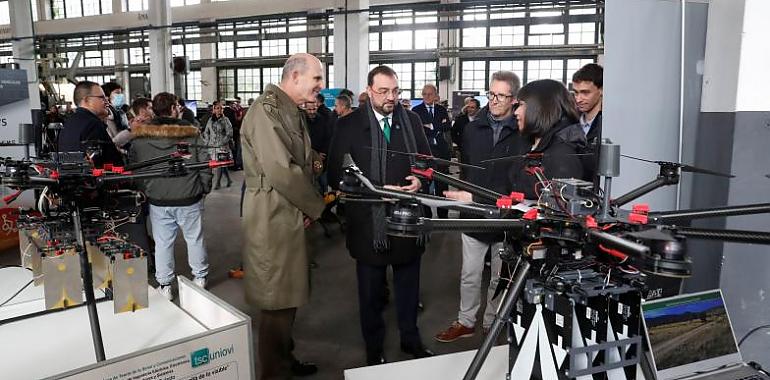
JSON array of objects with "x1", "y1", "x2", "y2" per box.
[{"x1": 320, "y1": 88, "x2": 342, "y2": 108}]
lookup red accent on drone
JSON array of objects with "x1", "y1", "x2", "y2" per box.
[
  {"x1": 411, "y1": 167, "x2": 434, "y2": 180},
  {"x1": 585, "y1": 215, "x2": 598, "y2": 228},
  {"x1": 523, "y1": 209, "x2": 539, "y2": 220}
]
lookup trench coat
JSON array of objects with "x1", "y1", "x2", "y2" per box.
[{"x1": 240, "y1": 83, "x2": 324, "y2": 310}]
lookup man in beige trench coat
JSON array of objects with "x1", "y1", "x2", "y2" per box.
[{"x1": 241, "y1": 53, "x2": 326, "y2": 380}]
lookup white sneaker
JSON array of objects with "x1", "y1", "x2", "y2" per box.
[
  {"x1": 193, "y1": 277, "x2": 207, "y2": 289},
  {"x1": 158, "y1": 285, "x2": 174, "y2": 301}
]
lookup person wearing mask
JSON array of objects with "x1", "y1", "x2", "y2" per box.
[
  {"x1": 58, "y1": 81, "x2": 123, "y2": 167},
  {"x1": 129, "y1": 92, "x2": 212, "y2": 301},
  {"x1": 202, "y1": 101, "x2": 233, "y2": 189},
  {"x1": 436, "y1": 71, "x2": 528, "y2": 343},
  {"x1": 328, "y1": 65, "x2": 434, "y2": 366},
  {"x1": 451, "y1": 97, "x2": 481, "y2": 156},
  {"x1": 571, "y1": 63, "x2": 603, "y2": 187},
  {"x1": 241, "y1": 53, "x2": 325, "y2": 379},
  {"x1": 102, "y1": 82, "x2": 130, "y2": 140},
  {"x1": 334, "y1": 94, "x2": 354, "y2": 118}
]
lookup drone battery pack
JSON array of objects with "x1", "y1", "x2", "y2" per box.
[
  {"x1": 42, "y1": 252, "x2": 83, "y2": 310},
  {"x1": 112, "y1": 255, "x2": 149, "y2": 313},
  {"x1": 87, "y1": 242, "x2": 111, "y2": 289}
]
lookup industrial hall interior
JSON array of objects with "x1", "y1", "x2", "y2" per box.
[{"x1": 1, "y1": 0, "x2": 770, "y2": 379}]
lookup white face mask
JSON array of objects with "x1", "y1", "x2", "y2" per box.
[{"x1": 111, "y1": 93, "x2": 126, "y2": 108}]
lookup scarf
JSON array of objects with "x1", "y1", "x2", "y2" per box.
[{"x1": 368, "y1": 102, "x2": 419, "y2": 251}]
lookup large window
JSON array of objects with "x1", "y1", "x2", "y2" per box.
[
  {"x1": 172, "y1": 26, "x2": 201, "y2": 61},
  {"x1": 125, "y1": 0, "x2": 147, "y2": 11},
  {"x1": 217, "y1": 66, "x2": 283, "y2": 100},
  {"x1": 51, "y1": 0, "x2": 112, "y2": 19},
  {"x1": 185, "y1": 70, "x2": 201, "y2": 100},
  {"x1": 0, "y1": 1, "x2": 9, "y2": 24},
  {"x1": 369, "y1": 61, "x2": 437, "y2": 100},
  {"x1": 369, "y1": 9, "x2": 437, "y2": 51},
  {"x1": 460, "y1": 57, "x2": 595, "y2": 91},
  {"x1": 216, "y1": 17, "x2": 309, "y2": 59}
]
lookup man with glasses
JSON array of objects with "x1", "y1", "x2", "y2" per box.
[
  {"x1": 436, "y1": 71, "x2": 528, "y2": 343},
  {"x1": 59, "y1": 80, "x2": 124, "y2": 166},
  {"x1": 413, "y1": 84, "x2": 452, "y2": 218},
  {"x1": 328, "y1": 65, "x2": 433, "y2": 366}
]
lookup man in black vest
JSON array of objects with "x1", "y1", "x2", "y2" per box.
[
  {"x1": 328, "y1": 65, "x2": 433, "y2": 366},
  {"x1": 58, "y1": 81, "x2": 123, "y2": 167},
  {"x1": 572, "y1": 63, "x2": 603, "y2": 187},
  {"x1": 412, "y1": 84, "x2": 451, "y2": 218}
]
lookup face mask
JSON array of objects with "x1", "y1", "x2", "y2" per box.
[{"x1": 112, "y1": 93, "x2": 126, "y2": 108}]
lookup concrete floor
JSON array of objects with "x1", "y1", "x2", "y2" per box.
[{"x1": 0, "y1": 170, "x2": 499, "y2": 379}]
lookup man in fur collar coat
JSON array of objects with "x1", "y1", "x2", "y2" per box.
[{"x1": 129, "y1": 92, "x2": 212, "y2": 301}]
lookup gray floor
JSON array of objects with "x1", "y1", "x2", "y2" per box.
[{"x1": 1, "y1": 170, "x2": 499, "y2": 379}]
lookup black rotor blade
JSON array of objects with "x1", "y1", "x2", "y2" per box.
[
  {"x1": 677, "y1": 163, "x2": 734, "y2": 178},
  {"x1": 480, "y1": 152, "x2": 592, "y2": 164},
  {"x1": 365, "y1": 147, "x2": 485, "y2": 170},
  {"x1": 622, "y1": 154, "x2": 734, "y2": 178}
]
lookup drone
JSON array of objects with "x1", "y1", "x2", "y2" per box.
[
  {"x1": 336, "y1": 139, "x2": 770, "y2": 380},
  {"x1": 0, "y1": 141, "x2": 233, "y2": 363}
]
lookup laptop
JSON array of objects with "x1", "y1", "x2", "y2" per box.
[{"x1": 641, "y1": 289, "x2": 770, "y2": 380}]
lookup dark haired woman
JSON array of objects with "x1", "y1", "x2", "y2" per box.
[{"x1": 510, "y1": 79, "x2": 588, "y2": 199}]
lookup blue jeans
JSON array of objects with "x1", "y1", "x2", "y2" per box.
[{"x1": 150, "y1": 200, "x2": 208, "y2": 285}]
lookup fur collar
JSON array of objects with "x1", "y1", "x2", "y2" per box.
[{"x1": 132, "y1": 124, "x2": 199, "y2": 139}]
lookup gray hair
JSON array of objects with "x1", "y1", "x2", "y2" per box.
[
  {"x1": 335, "y1": 94, "x2": 352, "y2": 109},
  {"x1": 489, "y1": 71, "x2": 521, "y2": 96},
  {"x1": 281, "y1": 54, "x2": 312, "y2": 82},
  {"x1": 422, "y1": 83, "x2": 438, "y2": 93}
]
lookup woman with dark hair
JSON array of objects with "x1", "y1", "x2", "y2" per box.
[{"x1": 510, "y1": 79, "x2": 587, "y2": 199}]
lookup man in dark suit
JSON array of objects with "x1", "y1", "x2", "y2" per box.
[
  {"x1": 58, "y1": 80, "x2": 123, "y2": 167},
  {"x1": 572, "y1": 63, "x2": 603, "y2": 187},
  {"x1": 412, "y1": 84, "x2": 451, "y2": 218},
  {"x1": 328, "y1": 65, "x2": 433, "y2": 366},
  {"x1": 451, "y1": 97, "x2": 481, "y2": 157}
]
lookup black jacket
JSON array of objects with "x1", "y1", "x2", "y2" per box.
[
  {"x1": 581, "y1": 111, "x2": 602, "y2": 189},
  {"x1": 129, "y1": 117, "x2": 212, "y2": 206},
  {"x1": 307, "y1": 112, "x2": 334, "y2": 155},
  {"x1": 461, "y1": 108, "x2": 529, "y2": 242},
  {"x1": 58, "y1": 107, "x2": 124, "y2": 167},
  {"x1": 328, "y1": 106, "x2": 431, "y2": 266},
  {"x1": 413, "y1": 102, "x2": 451, "y2": 159},
  {"x1": 451, "y1": 112, "x2": 471, "y2": 152},
  {"x1": 510, "y1": 118, "x2": 588, "y2": 199}
]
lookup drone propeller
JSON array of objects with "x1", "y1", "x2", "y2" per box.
[
  {"x1": 479, "y1": 152, "x2": 593, "y2": 164},
  {"x1": 365, "y1": 148, "x2": 485, "y2": 170},
  {"x1": 621, "y1": 154, "x2": 734, "y2": 178}
]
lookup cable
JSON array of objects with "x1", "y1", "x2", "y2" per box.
[
  {"x1": 738, "y1": 324, "x2": 770, "y2": 347},
  {"x1": 0, "y1": 279, "x2": 34, "y2": 308}
]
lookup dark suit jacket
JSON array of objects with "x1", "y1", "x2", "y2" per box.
[
  {"x1": 412, "y1": 102, "x2": 451, "y2": 159},
  {"x1": 58, "y1": 107, "x2": 123, "y2": 167},
  {"x1": 328, "y1": 106, "x2": 431, "y2": 266}
]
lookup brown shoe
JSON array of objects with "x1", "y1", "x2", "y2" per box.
[
  {"x1": 435, "y1": 321, "x2": 475, "y2": 343},
  {"x1": 228, "y1": 268, "x2": 244, "y2": 279}
]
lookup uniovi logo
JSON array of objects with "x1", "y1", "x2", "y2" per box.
[{"x1": 190, "y1": 345, "x2": 235, "y2": 368}]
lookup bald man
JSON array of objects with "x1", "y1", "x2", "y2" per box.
[{"x1": 241, "y1": 53, "x2": 326, "y2": 379}]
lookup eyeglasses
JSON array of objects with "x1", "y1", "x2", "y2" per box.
[
  {"x1": 486, "y1": 92, "x2": 514, "y2": 102},
  {"x1": 86, "y1": 95, "x2": 109, "y2": 102},
  {"x1": 373, "y1": 88, "x2": 403, "y2": 98}
]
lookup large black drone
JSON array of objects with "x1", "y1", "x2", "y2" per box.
[
  {"x1": 0, "y1": 141, "x2": 232, "y2": 363},
  {"x1": 337, "y1": 141, "x2": 770, "y2": 380}
]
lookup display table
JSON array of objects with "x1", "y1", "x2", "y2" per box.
[{"x1": 0, "y1": 268, "x2": 253, "y2": 380}]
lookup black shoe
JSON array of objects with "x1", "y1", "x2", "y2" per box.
[
  {"x1": 291, "y1": 359, "x2": 318, "y2": 376},
  {"x1": 366, "y1": 353, "x2": 387, "y2": 366},
  {"x1": 400, "y1": 344, "x2": 434, "y2": 359}
]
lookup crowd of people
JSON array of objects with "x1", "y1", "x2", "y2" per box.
[{"x1": 53, "y1": 51, "x2": 603, "y2": 380}]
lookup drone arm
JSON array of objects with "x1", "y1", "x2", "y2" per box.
[
  {"x1": 423, "y1": 218, "x2": 527, "y2": 234},
  {"x1": 123, "y1": 153, "x2": 181, "y2": 171},
  {"x1": 587, "y1": 229, "x2": 651, "y2": 257},
  {"x1": 649, "y1": 203, "x2": 770, "y2": 222},
  {"x1": 611, "y1": 177, "x2": 671, "y2": 207},
  {"x1": 674, "y1": 227, "x2": 770, "y2": 245},
  {"x1": 412, "y1": 167, "x2": 503, "y2": 203}
]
